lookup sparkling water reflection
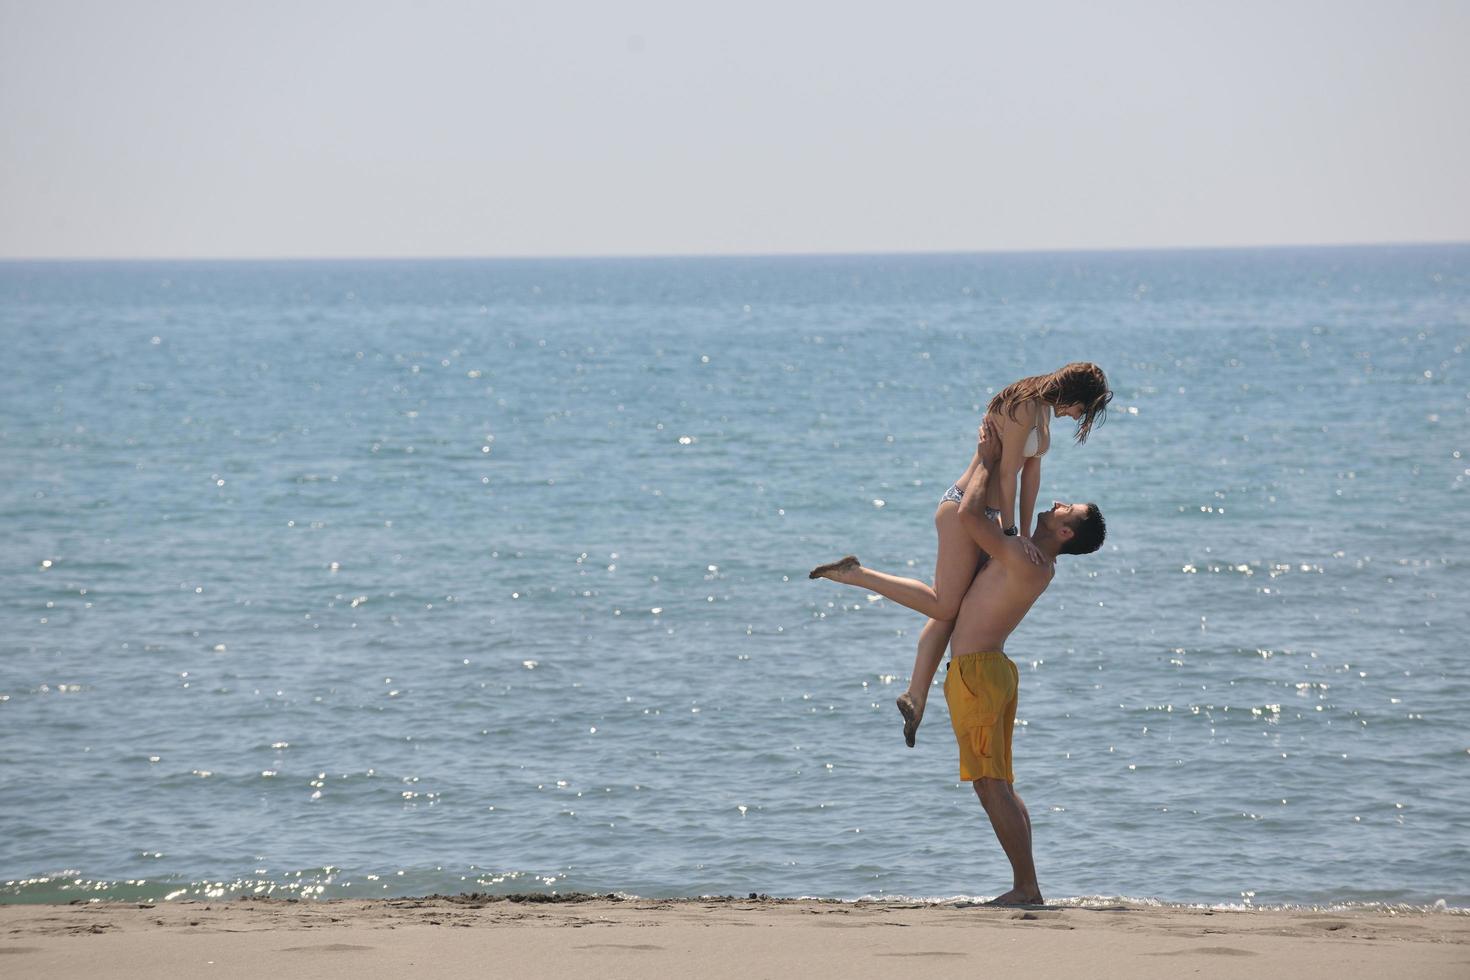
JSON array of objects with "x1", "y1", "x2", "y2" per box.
[{"x1": 1, "y1": 248, "x2": 1467, "y2": 907}]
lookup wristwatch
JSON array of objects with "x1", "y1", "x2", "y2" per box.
[{"x1": 1004, "y1": 525, "x2": 1018, "y2": 536}]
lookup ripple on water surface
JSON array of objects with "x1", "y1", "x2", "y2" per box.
[{"x1": 1, "y1": 249, "x2": 1467, "y2": 906}]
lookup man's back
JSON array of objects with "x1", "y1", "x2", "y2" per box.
[{"x1": 948, "y1": 553, "x2": 1054, "y2": 655}]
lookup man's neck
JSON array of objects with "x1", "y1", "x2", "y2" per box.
[{"x1": 1032, "y1": 534, "x2": 1063, "y2": 561}]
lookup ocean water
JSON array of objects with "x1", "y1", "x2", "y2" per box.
[{"x1": 1, "y1": 247, "x2": 1467, "y2": 909}]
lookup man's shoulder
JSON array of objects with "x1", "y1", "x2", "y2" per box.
[
  {"x1": 1011, "y1": 553, "x2": 1057, "y2": 595},
  {"x1": 978, "y1": 549, "x2": 1054, "y2": 604},
  {"x1": 991, "y1": 537, "x2": 1055, "y2": 575}
]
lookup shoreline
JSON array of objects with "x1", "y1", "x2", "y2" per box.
[
  {"x1": 3, "y1": 888, "x2": 1466, "y2": 914},
  {"x1": 3, "y1": 894, "x2": 1468, "y2": 979}
]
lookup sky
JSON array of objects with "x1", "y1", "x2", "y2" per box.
[{"x1": 1, "y1": 0, "x2": 1467, "y2": 259}]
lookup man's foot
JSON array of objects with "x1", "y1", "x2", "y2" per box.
[
  {"x1": 896, "y1": 692, "x2": 922, "y2": 748},
  {"x1": 984, "y1": 888, "x2": 1044, "y2": 907},
  {"x1": 808, "y1": 555, "x2": 860, "y2": 582}
]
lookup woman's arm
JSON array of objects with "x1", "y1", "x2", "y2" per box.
[{"x1": 1019, "y1": 455, "x2": 1040, "y2": 538}]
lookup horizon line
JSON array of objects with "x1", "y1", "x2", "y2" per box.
[{"x1": 1, "y1": 237, "x2": 1467, "y2": 265}]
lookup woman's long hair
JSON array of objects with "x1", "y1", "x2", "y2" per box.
[{"x1": 987, "y1": 362, "x2": 1112, "y2": 444}]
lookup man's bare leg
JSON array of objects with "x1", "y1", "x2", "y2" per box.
[
  {"x1": 974, "y1": 778, "x2": 1043, "y2": 905},
  {"x1": 1018, "y1": 787, "x2": 1033, "y2": 846},
  {"x1": 896, "y1": 616, "x2": 953, "y2": 746}
]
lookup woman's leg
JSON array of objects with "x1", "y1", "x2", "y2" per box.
[
  {"x1": 894, "y1": 502, "x2": 985, "y2": 745},
  {"x1": 809, "y1": 560, "x2": 940, "y2": 617},
  {"x1": 895, "y1": 616, "x2": 956, "y2": 746},
  {"x1": 809, "y1": 504, "x2": 979, "y2": 620}
]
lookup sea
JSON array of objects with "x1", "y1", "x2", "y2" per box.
[{"x1": 1, "y1": 245, "x2": 1466, "y2": 909}]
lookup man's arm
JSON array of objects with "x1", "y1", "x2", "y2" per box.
[
  {"x1": 1019, "y1": 456, "x2": 1040, "y2": 539},
  {"x1": 957, "y1": 422, "x2": 1007, "y2": 551},
  {"x1": 958, "y1": 420, "x2": 1042, "y2": 573},
  {"x1": 994, "y1": 404, "x2": 1032, "y2": 533}
]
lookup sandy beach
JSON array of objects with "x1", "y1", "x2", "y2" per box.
[{"x1": 2, "y1": 895, "x2": 1466, "y2": 979}]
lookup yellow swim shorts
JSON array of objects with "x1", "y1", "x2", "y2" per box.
[{"x1": 944, "y1": 651, "x2": 1019, "y2": 783}]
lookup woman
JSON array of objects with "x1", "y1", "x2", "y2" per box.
[{"x1": 810, "y1": 362, "x2": 1111, "y2": 746}]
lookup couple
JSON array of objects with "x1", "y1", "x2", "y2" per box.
[{"x1": 811, "y1": 363, "x2": 1110, "y2": 905}]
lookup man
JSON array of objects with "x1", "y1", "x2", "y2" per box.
[{"x1": 946, "y1": 417, "x2": 1106, "y2": 905}]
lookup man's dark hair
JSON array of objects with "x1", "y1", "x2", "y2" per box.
[{"x1": 1060, "y1": 503, "x2": 1106, "y2": 556}]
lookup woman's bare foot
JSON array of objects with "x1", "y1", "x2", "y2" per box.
[
  {"x1": 896, "y1": 692, "x2": 923, "y2": 748},
  {"x1": 808, "y1": 555, "x2": 860, "y2": 582},
  {"x1": 985, "y1": 887, "x2": 1044, "y2": 907}
]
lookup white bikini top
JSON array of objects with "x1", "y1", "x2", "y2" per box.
[{"x1": 1022, "y1": 401, "x2": 1049, "y2": 458}]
